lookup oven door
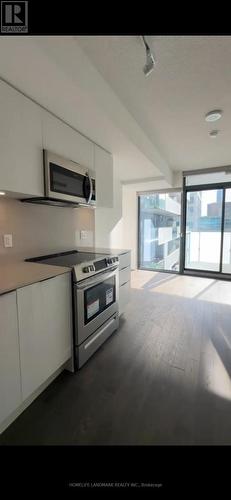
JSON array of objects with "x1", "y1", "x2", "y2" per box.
[{"x1": 74, "y1": 267, "x2": 119, "y2": 344}]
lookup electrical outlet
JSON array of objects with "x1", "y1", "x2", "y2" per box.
[
  {"x1": 3, "y1": 234, "x2": 13, "y2": 248},
  {"x1": 80, "y1": 230, "x2": 88, "y2": 240}
]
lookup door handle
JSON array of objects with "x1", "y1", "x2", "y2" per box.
[{"x1": 85, "y1": 172, "x2": 93, "y2": 204}]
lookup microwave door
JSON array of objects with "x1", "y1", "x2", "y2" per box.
[{"x1": 47, "y1": 162, "x2": 87, "y2": 203}]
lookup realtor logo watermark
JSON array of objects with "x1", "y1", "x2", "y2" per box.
[{"x1": 1, "y1": 1, "x2": 28, "y2": 32}]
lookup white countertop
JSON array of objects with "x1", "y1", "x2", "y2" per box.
[
  {"x1": 0, "y1": 247, "x2": 131, "y2": 295},
  {"x1": 0, "y1": 261, "x2": 70, "y2": 296}
]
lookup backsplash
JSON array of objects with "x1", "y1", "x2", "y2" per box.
[{"x1": 0, "y1": 197, "x2": 95, "y2": 261}]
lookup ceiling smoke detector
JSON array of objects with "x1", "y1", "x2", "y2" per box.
[
  {"x1": 205, "y1": 110, "x2": 223, "y2": 122},
  {"x1": 141, "y1": 36, "x2": 156, "y2": 77}
]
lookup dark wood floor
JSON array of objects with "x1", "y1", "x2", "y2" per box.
[{"x1": 1, "y1": 270, "x2": 231, "y2": 445}]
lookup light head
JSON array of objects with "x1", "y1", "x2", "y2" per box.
[{"x1": 141, "y1": 36, "x2": 156, "y2": 77}]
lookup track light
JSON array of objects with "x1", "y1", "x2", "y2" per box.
[{"x1": 141, "y1": 36, "x2": 156, "y2": 76}]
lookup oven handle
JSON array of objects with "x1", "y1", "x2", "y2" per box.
[
  {"x1": 75, "y1": 267, "x2": 118, "y2": 290},
  {"x1": 84, "y1": 316, "x2": 117, "y2": 350}
]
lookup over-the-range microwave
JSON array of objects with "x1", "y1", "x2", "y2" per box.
[
  {"x1": 44, "y1": 151, "x2": 96, "y2": 206},
  {"x1": 21, "y1": 150, "x2": 96, "y2": 208}
]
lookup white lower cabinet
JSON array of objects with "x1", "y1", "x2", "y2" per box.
[
  {"x1": 17, "y1": 273, "x2": 72, "y2": 401},
  {"x1": 119, "y1": 267, "x2": 131, "y2": 287},
  {"x1": 118, "y1": 251, "x2": 131, "y2": 316},
  {"x1": 119, "y1": 252, "x2": 131, "y2": 271},
  {"x1": 119, "y1": 281, "x2": 131, "y2": 315},
  {"x1": 0, "y1": 292, "x2": 21, "y2": 425}
]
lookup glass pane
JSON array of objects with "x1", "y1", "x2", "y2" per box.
[
  {"x1": 139, "y1": 192, "x2": 181, "y2": 271},
  {"x1": 222, "y1": 188, "x2": 231, "y2": 273},
  {"x1": 185, "y1": 171, "x2": 231, "y2": 186},
  {"x1": 185, "y1": 189, "x2": 222, "y2": 271},
  {"x1": 50, "y1": 163, "x2": 84, "y2": 197}
]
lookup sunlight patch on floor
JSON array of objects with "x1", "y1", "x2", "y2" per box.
[
  {"x1": 201, "y1": 338, "x2": 231, "y2": 401},
  {"x1": 198, "y1": 280, "x2": 231, "y2": 305},
  {"x1": 130, "y1": 270, "x2": 163, "y2": 289},
  {"x1": 150, "y1": 275, "x2": 214, "y2": 299}
]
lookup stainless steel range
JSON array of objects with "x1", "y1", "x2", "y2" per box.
[{"x1": 27, "y1": 250, "x2": 119, "y2": 369}]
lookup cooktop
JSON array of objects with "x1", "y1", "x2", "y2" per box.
[{"x1": 26, "y1": 250, "x2": 108, "y2": 267}]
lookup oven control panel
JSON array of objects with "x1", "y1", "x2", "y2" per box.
[
  {"x1": 82, "y1": 257, "x2": 118, "y2": 274},
  {"x1": 75, "y1": 255, "x2": 119, "y2": 282},
  {"x1": 106, "y1": 256, "x2": 119, "y2": 266},
  {"x1": 83, "y1": 264, "x2": 95, "y2": 273}
]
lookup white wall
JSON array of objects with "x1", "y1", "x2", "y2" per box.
[
  {"x1": 0, "y1": 198, "x2": 94, "y2": 261},
  {"x1": 0, "y1": 171, "x2": 179, "y2": 263},
  {"x1": 122, "y1": 187, "x2": 138, "y2": 268}
]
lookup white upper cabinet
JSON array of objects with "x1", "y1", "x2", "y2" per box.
[
  {"x1": 42, "y1": 111, "x2": 94, "y2": 170},
  {"x1": 0, "y1": 80, "x2": 43, "y2": 196},
  {"x1": 0, "y1": 80, "x2": 113, "y2": 206},
  {"x1": 94, "y1": 145, "x2": 114, "y2": 208},
  {"x1": 0, "y1": 292, "x2": 21, "y2": 426}
]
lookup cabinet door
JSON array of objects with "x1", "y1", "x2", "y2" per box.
[
  {"x1": 119, "y1": 267, "x2": 131, "y2": 287},
  {"x1": 94, "y1": 145, "x2": 114, "y2": 208},
  {"x1": 0, "y1": 292, "x2": 21, "y2": 425},
  {"x1": 42, "y1": 111, "x2": 94, "y2": 170},
  {"x1": 119, "y1": 252, "x2": 131, "y2": 271},
  {"x1": 17, "y1": 274, "x2": 72, "y2": 400},
  {"x1": 0, "y1": 80, "x2": 43, "y2": 196},
  {"x1": 119, "y1": 281, "x2": 131, "y2": 316}
]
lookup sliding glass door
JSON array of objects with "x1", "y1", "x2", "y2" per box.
[
  {"x1": 185, "y1": 188, "x2": 223, "y2": 272},
  {"x1": 138, "y1": 191, "x2": 181, "y2": 272},
  {"x1": 138, "y1": 178, "x2": 231, "y2": 277},
  {"x1": 183, "y1": 182, "x2": 231, "y2": 277},
  {"x1": 222, "y1": 188, "x2": 231, "y2": 273}
]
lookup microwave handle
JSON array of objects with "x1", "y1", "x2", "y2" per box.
[{"x1": 85, "y1": 172, "x2": 93, "y2": 204}]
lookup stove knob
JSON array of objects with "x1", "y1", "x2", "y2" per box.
[
  {"x1": 83, "y1": 266, "x2": 91, "y2": 273},
  {"x1": 106, "y1": 258, "x2": 113, "y2": 265}
]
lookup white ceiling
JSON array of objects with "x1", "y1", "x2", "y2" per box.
[{"x1": 77, "y1": 36, "x2": 231, "y2": 172}]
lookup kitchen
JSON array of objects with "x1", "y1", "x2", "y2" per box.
[
  {"x1": 1, "y1": 34, "x2": 231, "y2": 490},
  {"x1": 0, "y1": 72, "x2": 132, "y2": 434}
]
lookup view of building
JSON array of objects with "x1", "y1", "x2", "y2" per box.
[
  {"x1": 140, "y1": 189, "x2": 231, "y2": 273},
  {"x1": 139, "y1": 192, "x2": 181, "y2": 271},
  {"x1": 186, "y1": 189, "x2": 231, "y2": 271}
]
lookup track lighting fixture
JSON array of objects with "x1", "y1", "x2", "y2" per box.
[{"x1": 141, "y1": 36, "x2": 156, "y2": 76}]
